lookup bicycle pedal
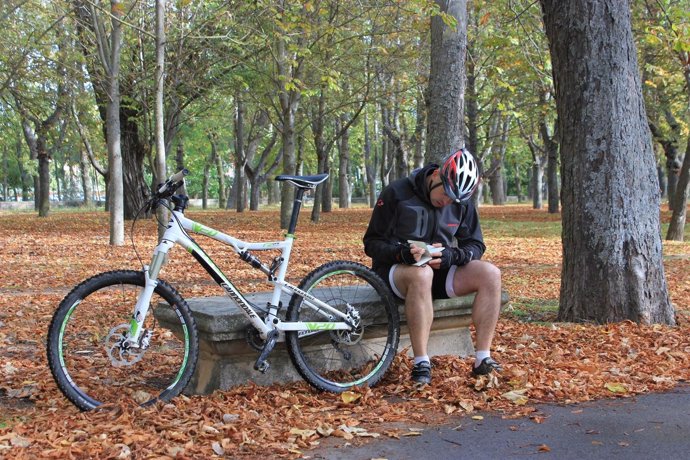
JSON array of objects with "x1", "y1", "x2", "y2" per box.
[{"x1": 255, "y1": 360, "x2": 270, "y2": 373}]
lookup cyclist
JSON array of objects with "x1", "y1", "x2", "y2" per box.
[{"x1": 363, "y1": 149, "x2": 502, "y2": 384}]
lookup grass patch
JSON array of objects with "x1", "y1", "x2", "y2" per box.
[
  {"x1": 482, "y1": 219, "x2": 561, "y2": 238},
  {"x1": 660, "y1": 223, "x2": 690, "y2": 241},
  {"x1": 505, "y1": 298, "x2": 559, "y2": 324}
]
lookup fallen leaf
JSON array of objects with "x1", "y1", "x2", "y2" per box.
[
  {"x1": 604, "y1": 382, "x2": 627, "y2": 394},
  {"x1": 458, "y1": 400, "x2": 474, "y2": 413},
  {"x1": 290, "y1": 428, "x2": 317, "y2": 440},
  {"x1": 317, "y1": 426, "x2": 334, "y2": 437},
  {"x1": 223, "y1": 413, "x2": 240, "y2": 423},
  {"x1": 502, "y1": 388, "x2": 529, "y2": 405},
  {"x1": 211, "y1": 441, "x2": 224, "y2": 455},
  {"x1": 341, "y1": 391, "x2": 361, "y2": 404},
  {"x1": 9, "y1": 435, "x2": 31, "y2": 448}
]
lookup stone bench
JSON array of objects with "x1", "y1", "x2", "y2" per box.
[{"x1": 155, "y1": 290, "x2": 510, "y2": 395}]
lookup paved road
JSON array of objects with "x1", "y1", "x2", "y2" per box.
[{"x1": 311, "y1": 384, "x2": 690, "y2": 459}]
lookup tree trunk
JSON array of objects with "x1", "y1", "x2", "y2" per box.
[
  {"x1": 465, "y1": 49, "x2": 478, "y2": 160},
  {"x1": 205, "y1": 136, "x2": 226, "y2": 209},
  {"x1": 546, "y1": 133, "x2": 559, "y2": 213},
  {"x1": 411, "y1": 90, "x2": 426, "y2": 170},
  {"x1": 2, "y1": 146, "x2": 8, "y2": 201},
  {"x1": 107, "y1": 44, "x2": 124, "y2": 245},
  {"x1": 53, "y1": 158, "x2": 62, "y2": 202},
  {"x1": 649, "y1": 117, "x2": 681, "y2": 211},
  {"x1": 310, "y1": 91, "x2": 327, "y2": 222},
  {"x1": 666, "y1": 136, "x2": 689, "y2": 241},
  {"x1": 120, "y1": 112, "x2": 149, "y2": 220},
  {"x1": 426, "y1": 0, "x2": 467, "y2": 163},
  {"x1": 541, "y1": 0, "x2": 674, "y2": 325},
  {"x1": 539, "y1": 114, "x2": 560, "y2": 214},
  {"x1": 338, "y1": 114, "x2": 351, "y2": 209},
  {"x1": 513, "y1": 162, "x2": 523, "y2": 202},
  {"x1": 532, "y1": 160, "x2": 543, "y2": 209},
  {"x1": 79, "y1": 148, "x2": 93, "y2": 207},
  {"x1": 489, "y1": 163, "x2": 505, "y2": 205},
  {"x1": 37, "y1": 151, "x2": 50, "y2": 216},
  {"x1": 275, "y1": 3, "x2": 303, "y2": 229},
  {"x1": 202, "y1": 148, "x2": 212, "y2": 209},
  {"x1": 172, "y1": 141, "x2": 186, "y2": 197},
  {"x1": 233, "y1": 96, "x2": 247, "y2": 212},
  {"x1": 363, "y1": 115, "x2": 377, "y2": 207},
  {"x1": 154, "y1": 0, "x2": 168, "y2": 239}
]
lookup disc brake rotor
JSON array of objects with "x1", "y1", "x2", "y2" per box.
[{"x1": 105, "y1": 323, "x2": 145, "y2": 367}]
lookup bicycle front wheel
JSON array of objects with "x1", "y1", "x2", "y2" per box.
[
  {"x1": 286, "y1": 261, "x2": 400, "y2": 393},
  {"x1": 47, "y1": 270, "x2": 198, "y2": 411}
]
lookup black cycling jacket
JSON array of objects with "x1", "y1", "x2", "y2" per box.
[{"x1": 363, "y1": 164, "x2": 486, "y2": 272}]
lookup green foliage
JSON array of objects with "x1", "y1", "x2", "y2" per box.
[{"x1": 0, "y1": 0, "x2": 686, "y2": 210}]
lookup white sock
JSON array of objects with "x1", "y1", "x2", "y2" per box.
[
  {"x1": 413, "y1": 355, "x2": 430, "y2": 365},
  {"x1": 474, "y1": 350, "x2": 490, "y2": 367}
]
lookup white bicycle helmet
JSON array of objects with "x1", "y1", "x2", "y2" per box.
[{"x1": 439, "y1": 148, "x2": 479, "y2": 202}]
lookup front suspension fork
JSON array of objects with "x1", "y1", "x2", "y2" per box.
[
  {"x1": 127, "y1": 238, "x2": 172, "y2": 342},
  {"x1": 127, "y1": 266, "x2": 159, "y2": 343}
]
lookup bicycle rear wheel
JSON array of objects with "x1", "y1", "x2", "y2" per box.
[
  {"x1": 47, "y1": 270, "x2": 198, "y2": 411},
  {"x1": 286, "y1": 261, "x2": 399, "y2": 393}
]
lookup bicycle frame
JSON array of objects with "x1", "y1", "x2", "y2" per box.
[{"x1": 128, "y1": 203, "x2": 355, "y2": 345}]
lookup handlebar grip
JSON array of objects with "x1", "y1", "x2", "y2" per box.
[
  {"x1": 157, "y1": 169, "x2": 189, "y2": 194},
  {"x1": 169, "y1": 168, "x2": 189, "y2": 183}
]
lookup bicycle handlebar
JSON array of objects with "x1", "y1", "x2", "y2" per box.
[
  {"x1": 157, "y1": 169, "x2": 189, "y2": 195},
  {"x1": 169, "y1": 168, "x2": 189, "y2": 184}
]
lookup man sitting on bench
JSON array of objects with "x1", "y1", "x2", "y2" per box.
[{"x1": 363, "y1": 148, "x2": 503, "y2": 385}]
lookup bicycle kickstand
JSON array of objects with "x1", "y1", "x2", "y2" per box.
[{"x1": 254, "y1": 329, "x2": 279, "y2": 373}]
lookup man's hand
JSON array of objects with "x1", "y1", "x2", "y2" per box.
[
  {"x1": 398, "y1": 243, "x2": 425, "y2": 264},
  {"x1": 433, "y1": 247, "x2": 472, "y2": 269},
  {"x1": 426, "y1": 243, "x2": 445, "y2": 269}
]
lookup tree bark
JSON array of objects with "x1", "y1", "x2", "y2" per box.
[
  {"x1": 275, "y1": 2, "x2": 304, "y2": 229},
  {"x1": 119, "y1": 109, "x2": 149, "y2": 220},
  {"x1": 208, "y1": 135, "x2": 227, "y2": 209},
  {"x1": 106, "y1": 1, "x2": 124, "y2": 245},
  {"x1": 427, "y1": 0, "x2": 467, "y2": 163},
  {"x1": 546, "y1": 128, "x2": 559, "y2": 213},
  {"x1": 541, "y1": 0, "x2": 674, "y2": 325},
  {"x1": 154, "y1": 0, "x2": 168, "y2": 239},
  {"x1": 337, "y1": 114, "x2": 351, "y2": 209},
  {"x1": 666, "y1": 135, "x2": 689, "y2": 240},
  {"x1": 245, "y1": 132, "x2": 279, "y2": 211},
  {"x1": 649, "y1": 117, "x2": 681, "y2": 210},
  {"x1": 2, "y1": 146, "x2": 7, "y2": 201},
  {"x1": 363, "y1": 115, "x2": 377, "y2": 207},
  {"x1": 531, "y1": 159, "x2": 543, "y2": 209}
]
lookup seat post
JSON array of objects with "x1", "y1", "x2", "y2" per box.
[{"x1": 286, "y1": 187, "x2": 307, "y2": 235}]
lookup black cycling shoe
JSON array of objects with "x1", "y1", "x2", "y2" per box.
[
  {"x1": 472, "y1": 357, "x2": 503, "y2": 376},
  {"x1": 411, "y1": 361, "x2": 432, "y2": 384}
]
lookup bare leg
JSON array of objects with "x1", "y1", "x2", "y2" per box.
[
  {"x1": 452, "y1": 261, "x2": 502, "y2": 352},
  {"x1": 393, "y1": 264, "x2": 435, "y2": 357}
]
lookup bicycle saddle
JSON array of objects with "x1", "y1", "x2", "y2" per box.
[{"x1": 275, "y1": 173, "x2": 329, "y2": 189}]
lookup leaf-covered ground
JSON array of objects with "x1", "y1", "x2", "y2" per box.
[{"x1": 0, "y1": 204, "x2": 689, "y2": 458}]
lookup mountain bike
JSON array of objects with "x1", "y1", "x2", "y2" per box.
[{"x1": 47, "y1": 170, "x2": 400, "y2": 411}]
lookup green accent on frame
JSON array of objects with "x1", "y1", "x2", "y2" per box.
[
  {"x1": 191, "y1": 222, "x2": 219, "y2": 237},
  {"x1": 306, "y1": 322, "x2": 336, "y2": 331}
]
